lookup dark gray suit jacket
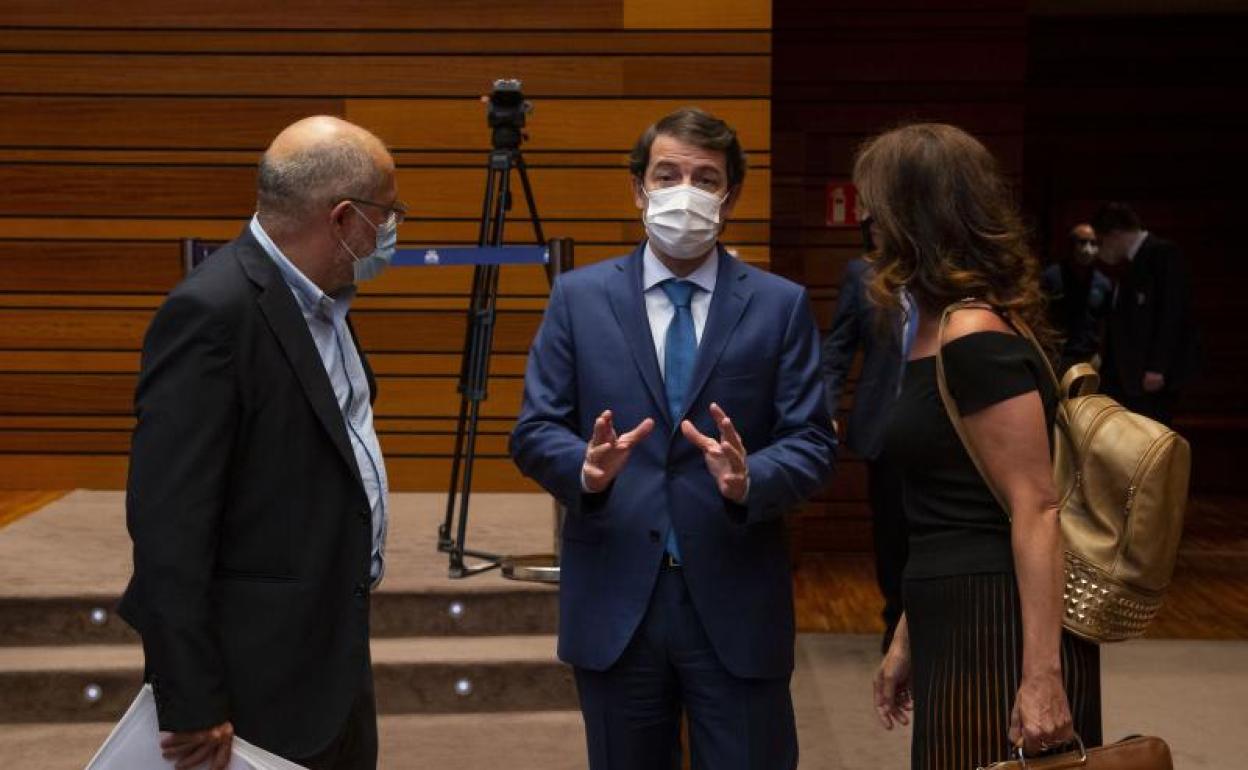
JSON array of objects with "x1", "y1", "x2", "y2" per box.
[
  {"x1": 119, "y1": 227, "x2": 377, "y2": 759},
  {"x1": 821, "y1": 257, "x2": 904, "y2": 460}
]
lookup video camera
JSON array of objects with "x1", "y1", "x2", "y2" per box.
[{"x1": 486, "y1": 78, "x2": 532, "y2": 150}]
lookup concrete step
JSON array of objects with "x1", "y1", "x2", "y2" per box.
[
  {"x1": 0, "y1": 588, "x2": 558, "y2": 646},
  {"x1": 0, "y1": 710, "x2": 588, "y2": 770},
  {"x1": 0, "y1": 636, "x2": 576, "y2": 724},
  {"x1": 0, "y1": 490, "x2": 561, "y2": 646}
]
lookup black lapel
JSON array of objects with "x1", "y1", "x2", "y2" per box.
[
  {"x1": 678, "y1": 246, "x2": 752, "y2": 425},
  {"x1": 605, "y1": 244, "x2": 671, "y2": 427},
  {"x1": 232, "y1": 228, "x2": 364, "y2": 486}
]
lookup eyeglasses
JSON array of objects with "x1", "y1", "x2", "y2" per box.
[{"x1": 347, "y1": 197, "x2": 407, "y2": 225}]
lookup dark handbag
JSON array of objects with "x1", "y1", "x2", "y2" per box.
[{"x1": 978, "y1": 735, "x2": 1173, "y2": 770}]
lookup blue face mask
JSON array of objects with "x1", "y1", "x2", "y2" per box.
[{"x1": 342, "y1": 204, "x2": 398, "y2": 283}]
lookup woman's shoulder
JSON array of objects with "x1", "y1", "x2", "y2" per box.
[
  {"x1": 941, "y1": 305, "x2": 1016, "y2": 344},
  {"x1": 938, "y1": 306, "x2": 1051, "y2": 413}
]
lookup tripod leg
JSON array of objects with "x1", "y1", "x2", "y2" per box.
[
  {"x1": 454, "y1": 162, "x2": 510, "y2": 563},
  {"x1": 443, "y1": 160, "x2": 499, "y2": 571},
  {"x1": 454, "y1": 265, "x2": 498, "y2": 565},
  {"x1": 515, "y1": 153, "x2": 546, "y2": 245}
]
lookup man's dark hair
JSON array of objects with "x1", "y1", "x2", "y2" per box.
[
  {"x1": 629, "y1": 107, "x2": 747, "y2": 188},
  {"x1": 1091, "y1": 202, "x2": 1143, "y2": 234}
]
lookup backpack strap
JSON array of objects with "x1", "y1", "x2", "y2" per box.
[
  {"x1": 1061, "y1": 362, "x2": 1100, "y2": 399},
  {"x1": 934, "y1": 298, "x2": 1063, "y2": 521}
]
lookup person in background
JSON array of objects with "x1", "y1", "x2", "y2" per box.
[
  {"x1": 862, "y1": 123, "x2": 1102, "y2": 768},
  {"x1": 121, "y1": 116, "x2": 402, "y2": 770},
  {"x1": 821, "y1": 216, "x2": 913, "y2": 654},
  {"x1": 1040, "y1": 222, "x2": 1112, "y2": 374},
  {"x1": 1091, "y1": 202, "x2": 1197, "y2": 426}
]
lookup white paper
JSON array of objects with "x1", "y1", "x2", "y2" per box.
[{"x1": 84, "y1": 684, "x2": 307, "y2": 770}]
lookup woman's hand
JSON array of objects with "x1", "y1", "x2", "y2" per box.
[
  {"x1": 873, "y1": 631, "x2": 914, "y2": 729},
  {"x1": 1009, "y1": 671, "x2": 1074, "y2": 755}
]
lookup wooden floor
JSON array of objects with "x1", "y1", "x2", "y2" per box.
[
  {"x1": 3, "y1": 490, "x2": 1245, "y2": 640},
  {"x1": 794, "y1": 495, "x2": 1248, "y2": 640}
]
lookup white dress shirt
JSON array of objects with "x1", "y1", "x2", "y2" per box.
[
  {"x1": 642, "y1": 242, "x2": 718, "y2": 374},
  {"x1": 579, "y1": 244, "x2": 729, "y2": 496},
  {"x1": 250, "y1": 215, "x2": 389, "y2": 585}
]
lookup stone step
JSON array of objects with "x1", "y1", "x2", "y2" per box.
[
  {"x1": 0, "y1": 588, "x2": 558, "y2": 646},
  {"x1": 0, "y1": 636, "x2": 576, "y2": 724},
  {"x1": 0, "y1": 710, "x2": 588, "y2": 770},
  {"x1": 0, "y1": 490, "x2": 562, "y2": 646}
]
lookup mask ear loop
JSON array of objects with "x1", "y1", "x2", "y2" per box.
[{"x1": 339, "y1": 202, "x2": 383, "y2": 264}]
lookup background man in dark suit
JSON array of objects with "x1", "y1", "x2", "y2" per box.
[
  {"x1": 1041, "y1": 222, "x2": 1113, "y2": 374},
  {"x1": 510, "y1": 107, "x2": 836, "y2": 769},
  {"x1": 120, "y1": 116, "x2": 404, "y2": 770},
  {"x1": 821, "y1": 250, "x2": 910, "y2": 654},
  {"x1": 1092, "y1": 202, "x2": 1197, "y2": 426}
]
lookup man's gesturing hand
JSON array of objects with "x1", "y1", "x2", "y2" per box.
[
  {"x1": 681, "y1": 402, "x2": 749, "y2": 504},
  {"x1": 582, "y1": 410, "x2": 656, "y2": 493}
]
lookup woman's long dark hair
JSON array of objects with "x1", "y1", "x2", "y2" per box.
[{"x1": 853, "y1": 123, "x2": 1056, "y2": 355}]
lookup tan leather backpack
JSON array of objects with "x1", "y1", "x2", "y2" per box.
[{"x1": 936, "y1": 300, "x2": 1191, "y2": 643}]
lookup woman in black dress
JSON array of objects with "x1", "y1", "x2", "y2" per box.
[{"x1": 859, "y1": 124, "x2": 1102, "y2": 769}]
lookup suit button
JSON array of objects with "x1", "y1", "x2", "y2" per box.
[
  {"x1": 353, "y1": 583, "x2": 367, "y2": 598},
  {"x1": 358, "y1": 509, "x2": 370, "y2": 523},
  {"x1": 649, "y1": 530, "x2": 661, "y2": 543}
]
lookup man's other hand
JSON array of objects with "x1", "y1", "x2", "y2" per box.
[
  {"x1": 681, "y1": 403, "x2": 749, "y2": 504},
  {"x1": 160, "y1": 721, "x2": 234, "y2": 770},
  {"x1": 582, "y1": 410, "x2": 656, "y2": 493}
]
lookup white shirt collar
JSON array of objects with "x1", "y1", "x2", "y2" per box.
[
  {"x1": 1126, "y1": 230, "x2": 1149, "y2": 263},
  {"x1": 250, "y1": 214, "x2": 354, "y2": 322},
  {"x1": 642, "y1": 241, "x2": 719, "y2": 295}
]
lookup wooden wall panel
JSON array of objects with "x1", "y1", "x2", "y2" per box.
[
  {"x1": 0, "y1": 54, "x2": 768, "y2": 97},
  {"x1": 776, "y1": 6, "x2": 1247, "y2": 552},
  {"x1": 623, "y1": 0, "x2": 770, "y2": 29},
  {"x1": 771, "y1": 0, "x2": 1027, "y2": 552},
  {"x1": 0, "y1": 165, "x2": 771, "y2": 221},
  {"x1": 0, "y1": 97, "x2": 341, "y2": 149},
  {"x1": 1023, "y1": 14, "x2": 1248, "y2": 494},
  {"x1": 0, "y1": 1, "x2": 772, "y2": 491},
  {"x1": 5, "y1": 31, "x2": 770, "y2": 55},
  {"x1": 346, "y1": 99, "x2": 771, "y2": 152},
  {"x1": 0, "y1": 1, "x2": 623, "y2": 29}
]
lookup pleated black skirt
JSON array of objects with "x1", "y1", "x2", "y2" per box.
[{"x1": 905, "y1": 572, "x2": 1102, "y2": 770}]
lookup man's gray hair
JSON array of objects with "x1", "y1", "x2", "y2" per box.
[{"x1": 256, "y1": 136, "x2": 386, "y2": 225}]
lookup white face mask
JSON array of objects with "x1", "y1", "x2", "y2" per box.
[
  {"x1": 643, "y1": 184, "x2": 725, "y2": 260},
  {"x1": 341, "y1": 204, "x2": 398, "y2": 282}
]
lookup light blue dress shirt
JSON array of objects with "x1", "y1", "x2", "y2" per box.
[
  {"x1": 642, "y1": 243, "x2": 748, "y2": 503},
  {"x1": 578, "y1": 244, "x2": 753, "y2": 505},
  {"x1": 642, "y1": 242, "x2": 717, "y2": 364},
  {"x1": 250, "y1": 216, "x2": 389, "y2": 584}
]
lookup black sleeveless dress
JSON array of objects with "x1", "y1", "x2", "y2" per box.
[{"x1": 883, "y1": 330, "x2": 1102, "y2": 770}]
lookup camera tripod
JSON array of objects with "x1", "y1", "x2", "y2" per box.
[{"x1": 436, "y1": 144, "x2": 547, "y2": 578}]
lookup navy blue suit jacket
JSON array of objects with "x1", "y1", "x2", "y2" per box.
[
  {"x1": 820, "y1": 257, "x2": 902, "y2": 460},
  {"x1": 510, "y1": 244, "x2": 836, "y2": 679}
]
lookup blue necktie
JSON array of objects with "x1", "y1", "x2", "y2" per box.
[{"x1": 660, "y1": 279, "x2": 698, "y2": 563}]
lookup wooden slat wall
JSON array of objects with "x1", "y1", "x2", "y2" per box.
[
  {"x1": 1024, "y1": 13, "x2": 1248, "y2": 495},
  {"x1": 0, "y1": 0, "x2": 771, "y2": 490},
  {"x1": 771, "y1": 1, "x2": 1028, "y2": 552}
]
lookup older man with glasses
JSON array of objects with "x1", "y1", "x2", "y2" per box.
[{"x1": 119, "y1": 115, "x2": 402, "y2": 770}]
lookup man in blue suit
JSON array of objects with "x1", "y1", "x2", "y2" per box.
[{"x1": 510, "y1": 107, "x2": 836, "y2": 769}]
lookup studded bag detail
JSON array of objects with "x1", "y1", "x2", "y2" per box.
[{"x1": 936, "y1": 300, "x2": 1191, "y2": 643}]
